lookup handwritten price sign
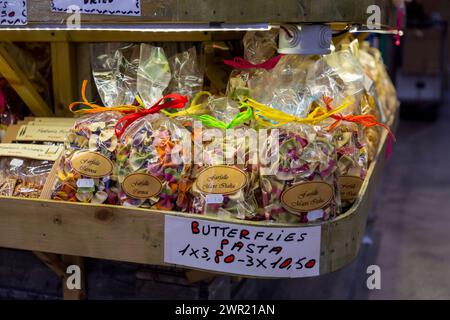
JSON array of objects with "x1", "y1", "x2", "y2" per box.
[
  {"x1": 51, "y1": 0, "x2": 141, "y2": 16},
  {"x1": 164, "y1": 215, "x2": 321, "y2": 278},
  {"x1": 0, "y1": 0, "x2": 27, "y2": 25}
]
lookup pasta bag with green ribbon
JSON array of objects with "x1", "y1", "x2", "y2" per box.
[
  {"x1": 189, "y1": 97, "x2": 262, "y2": 221},
  {"x1": 245, "y1": 98, "x2": 343, "y2": 224},
  {"x1": 115, "y1": 94, "x2": 193, "y2": 211}
]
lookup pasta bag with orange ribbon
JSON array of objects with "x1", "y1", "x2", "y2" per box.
[
  {"x1": 188, "y1": 97, "x2": 262, "y2": 221},
  {"x1": 309, "y1": 52, "x2": 369, "y2": 209},
  {"x1": 52, "y1": 111, "x2": 123, "y2": 204},
  {"x1": 116, "y1": 112, "x2": 192, "y2": 211}
]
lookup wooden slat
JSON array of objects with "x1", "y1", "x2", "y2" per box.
[
  {"x1": 0, "y1": 44, "x2": 53, "y2": 116},
  {"x1": 51, "y1": 42, "x2": 77, "y2": 116},
  {"x1": 21, "y1": 0, "x2": 394, "y2": 25},
  {"x1": 0, "y1": 30, "x2": 211, "y2": 42},
  {"x1": 33, "y1": 251, "x2": 67, "y2": 278}
]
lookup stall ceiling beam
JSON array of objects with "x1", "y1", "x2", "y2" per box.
[
  {"x1": 21, "y1": 0, "x2": 394, "y2": 25},
  {"x1": 0, "y1": 44, "x2": 53, "y2": 116},
  {"x1": 0, "y1": 30, "x2": 212, "y2": 42}
]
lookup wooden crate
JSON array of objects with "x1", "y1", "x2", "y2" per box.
[{"x1": 0, "y1": 113, "x2": 396, "y2": 278}]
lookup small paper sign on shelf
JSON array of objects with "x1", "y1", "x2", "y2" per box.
[
  {"x1": 0, "y1": 0, "x2": 27, "y2": 26},
  {"x1": 51, "y1": 0, "x2": 141, "y2": 17},
  {"x1": 164, "y1": 215, "x2": 321, "y2": 278}
]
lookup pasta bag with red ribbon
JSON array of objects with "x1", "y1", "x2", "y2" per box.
[
  {"x1": 188, "y1": 97, "x2": 262, "y2": 221},
  {"x1": 115, "y1": 94, "x2": 193, "y2": 211},
  {"x1": 224, "y1": 30, "x2": 279, "y2": 101},
  {"x1": 246, "y1": 98, "x2": 343, "y2": 224}
]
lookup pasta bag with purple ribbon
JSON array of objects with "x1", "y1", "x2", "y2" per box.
[
  {"x1": 189, "y1": 97, "x2": 262, "y2": 221},
  {"x1": 116, "y1": 94, "x2": 192, "y2": 211}
]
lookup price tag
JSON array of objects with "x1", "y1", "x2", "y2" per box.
[
  {"x1": 205, "y1": 194, "x2": 224, "y2": 204},
  {"x1": 164, "y1": 216, "x2": 321, "y2": 278},
  {"x1": 10, "y1": 158, "x2": 23, "y2": 167},
  {"x1": 76, "y1": 179, "x2": 95, "y2": 189},
  {"x1": 0, "y1": 0, "x2": 27, "y2": 25},
  {"x1": 51, "y1": 0, "x2": 141, "y2": 16}
]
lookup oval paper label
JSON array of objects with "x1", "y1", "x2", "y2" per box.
[
  {"x1": 71, "y1": 151, "x2": 113, "y2": 178},
  {"x1": 281, "y1": 182, "x2": 334, "y2": 213},
  {"x1": 339, "y1": 176, "x2": 364, "y2": 201},
  {"x1": 195, "y1": 166, "x2": 247, "y2": 195},
  {"x1": 122, "y1": 173, "x2": 163, "y2": 199}
]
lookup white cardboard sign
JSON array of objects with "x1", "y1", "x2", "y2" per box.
[
  {"x1": 164, "y1": 215, "x2": 321, "y2": 278},
  {"x1": 0, "y1": 0, "x2": 27, "y2": 25},
  {"x1": 51, "y1": 0, "x2": 141, "y2": 16}
]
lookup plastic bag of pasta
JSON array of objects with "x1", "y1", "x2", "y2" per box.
[
  {"x1": 115, "y1": 94, "x2": 192, "y2": 211},
  {"x1": 0, "y1": 143, "x2": 61, "y2": 198},
  {"x1": 225, "y1": 30, "x2": 279, "y2": 101},
  {"x1": 189, "y1": 97, "x2": 262, "y2": 221},
  {"x1": 52, "y1": 111, "x2": 123, "y2": 204},
  {"x1": 91, "y1": 43, "x2": 140, "y2": 107},
  {"x1": 258, "y1": 123, "x2": 340, "y2": 224}
]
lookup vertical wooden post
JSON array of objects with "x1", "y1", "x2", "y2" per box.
[
  {"x1": 62, "y1": 255, "x2": 86, "y2": 300},
  {"x1": 51, "y1": 42, "x2": 78, "y2": 116}
]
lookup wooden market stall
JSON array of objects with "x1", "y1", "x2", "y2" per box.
[{"x1": 0, "y1": 0, "x2": 399, "y2": 299}]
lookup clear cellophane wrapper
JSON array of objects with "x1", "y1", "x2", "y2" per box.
[
  {"x1": 91, "y1": 43, "x2": 140, "y2": 107},
  {"x1": 312, "y1": 51, "x2": 369, "y2": 208},
  {"x1": 248, "y1": 54, "x2": 317, "y2": 118},
  {"x1": 226, "y1": 30, "x2": 278, "y2": 101},
  {"x1": 116, "y1": 113, "x2": 192, "y2": 211},
  {"x1": 309, "y1": 51, "x2": 365, "y2": 115},
  {"x1": 189, "y1": 97, "x2": 262, "y2": 221},
  {"x1": 361, "y1": 91, "x2": 381, "y2": 163},
  {"x1": 137, "y1": 44, "x2": 172, "y2": 107},
  {"x1": 332, "y1": 122, "x2": 368, "y2": 209},
  {"x1": 164, "y1": 46, "x2": 204, "y2": 101},
  {"x1": 0, "y1": 157, "x2": 53, "y2": 198},
  {"x1": 260, "y1": 124, "x2": 340, "y2": 224},
  {"x1": 366, "y1": 46, "x2": 399, "y2": 120},
  {"x1": 52, "y1": 111, "x2": 122, "y2": 204}
]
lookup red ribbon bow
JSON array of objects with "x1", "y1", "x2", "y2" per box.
[
  {"x1": 115, "y1": 94, "x2": 188, "y2": 139},
  {"x1": 223, "y1": 54, "x2": 284, "y2": 71}
]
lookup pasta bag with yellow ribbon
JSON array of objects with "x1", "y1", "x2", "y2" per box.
[
  {"x1": 188, "y1": 96, "x2": 262, "y2": 221},
  {"x1": 245, "y1": 98, "x2": 345, "y2": 224},
  {"x1": 115, "y1": 94, "x2": 193, "y2": 211}
]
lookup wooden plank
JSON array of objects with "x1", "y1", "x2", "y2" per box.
[
  {"x1": 20, "y1": 0, "x2": 393, "y2": 25},
  {"x1": 0, "y1": 30, "x2": 212, "y2": 42},
  {"x1": 51, "y1": 42, "x2": 78, "y2": 116},
  {"x1": 0, "y1": 44, "x2": 53, "y2": 116}
]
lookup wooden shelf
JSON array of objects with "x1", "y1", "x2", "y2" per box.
[{"x1": 0, "y1": 112, "x2": 398, "y2": 278}]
